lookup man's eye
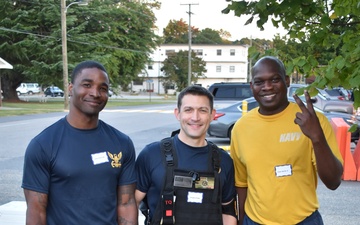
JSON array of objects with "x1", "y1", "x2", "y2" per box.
[
  {"x1": 272, "y1": 78, "x2": 281, "y2": 83},
  {"x1": 83, "y1": 83, "x2": 91, "y2": 88},
  {"x1": 253, "y1": 81, "x2": 263, "y2": 85}
]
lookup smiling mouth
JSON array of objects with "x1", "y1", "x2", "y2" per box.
[
  {"x1": 189, "y1": 124, "x2": 202, "y2": 128},
  {"x1": 85, "y1": 100, "x2": 102, "y2": 105},
  {"x1": 262, "y1": 94, "x2": 276, "y2": 99}
]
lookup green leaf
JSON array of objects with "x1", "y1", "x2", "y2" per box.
[
  {"x1": 320, "y1": 16, "x2": 331, "y2": 26},
  {"x1": 245, "y1": 16, "x2": 254, "y2": 25},
  {"x1": 349, "y1": 124, "x2": 358, "y2": 133}
]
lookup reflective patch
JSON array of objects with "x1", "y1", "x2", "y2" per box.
[
  {"x1": 174, "y1": 175, "x2": 192, "y2": 188},
  {"x1": 195, "y1": 176, "x2": 214, "y2": 189}
]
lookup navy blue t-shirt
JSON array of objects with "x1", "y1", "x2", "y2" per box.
[
  {"x1": 22, "y1": 117, "x2": 136, "y2": 225},
  {"x1": 136, "y1": 135, "x2": 236, "y2": 220}
]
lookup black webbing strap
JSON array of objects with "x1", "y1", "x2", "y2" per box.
[
  {"x1": 209, "y1": 141, "x2": 221, "y2": 203},
  {"x1": 160, "y1": 137, "x2": 176, "y2": 225}
]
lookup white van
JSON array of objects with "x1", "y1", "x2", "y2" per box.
[{"x1": 16, "y1": 83, "x2": 41, "y2": 95}]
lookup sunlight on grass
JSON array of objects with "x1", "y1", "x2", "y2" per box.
[{"x1": 0, "y1": 97, "x2": 176, "y2": 117}]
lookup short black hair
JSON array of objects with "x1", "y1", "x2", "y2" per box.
[
  {"x1": 177, "y1": 85, "x2": 214, "y2": 111},
  {"x1": 251, "y1": 56, "x2": 287, "y2": 80},
  {"x1": 71, "y1": 60, "x2": 107, "y2": 83}
]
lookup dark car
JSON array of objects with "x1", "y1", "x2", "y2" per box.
[
  {"x1": 208, "y1": 82, "x2": 252, "y2": 109},
  {"x1": 44, "y1": 86, "x2": 64, "y2": 97},
  {"x1": 208, "y1": 97, "x2": 360, "y2": 143}
]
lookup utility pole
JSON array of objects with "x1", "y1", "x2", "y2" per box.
[
  {"x1": 248, "y1": 36, "x2": 252, "y2": 83},
  {"x1": 61, "y1": 0, "x2": 88, "y2": 110},
  {"x1": 181, "y1": 3, "x2": 198, "y2": 87}
]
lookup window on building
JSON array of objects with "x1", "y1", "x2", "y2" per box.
[
  {"x1": 165, "y1": 49, "x2": 175, "y2": 56},
  {"x1": 148, "y1": 64, "x2": 153, "y2": 70},
  {"x1": 216, "y1": 66, "x2": 221, "y2": 72},
  {"x1": 133, "y1": 79, "x2": 143, "y2": 85},
  {"x1": 230, "y1": 49, "x2": 235, "y2": 56},
  {"x1": 194, "y1": 49, "x2": 203, "y2": 56},
  {"x1": 217, "y1": 49, "x2": 222, "y2": 56},
  {"x1": 165, "y1": 84, "x2": 175, "y2": 90},
  {"x1": 230, "y1": 66, "x2": 235, "y2": 72}
]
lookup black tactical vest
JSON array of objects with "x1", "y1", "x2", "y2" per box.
[{"x1": 149, "y1": 137, "x2": 223, "y2": 225}]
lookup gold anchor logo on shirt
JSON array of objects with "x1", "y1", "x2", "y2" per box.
[{"x1": 107, "y1": 151, "x2": 122, "y2": 168}]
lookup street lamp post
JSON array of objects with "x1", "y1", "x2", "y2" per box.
[{"x1": 61, "y1": 0, "x2": 88, "y2": 110}]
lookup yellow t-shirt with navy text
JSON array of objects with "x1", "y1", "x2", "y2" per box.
[{"x1": 230, "y1": 102, "x2": 343, "y2": 224}]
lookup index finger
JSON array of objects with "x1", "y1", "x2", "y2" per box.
[{"x1": 293, "y1": 93, "x2": 307, "y2": 112}]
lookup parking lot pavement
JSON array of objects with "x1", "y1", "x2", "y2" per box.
[
  {"x1": 1, "y1": 180, "x2": 360, "y2": 225},
  {"x1": 0, "y1": 201, "x2": 146, "y2": 225}
]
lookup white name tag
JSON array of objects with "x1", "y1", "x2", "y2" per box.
[
  {"x1": 275, "y1": 164, "x2": 292, "y2": 177},
  {"x1": 187, "y1": 191, "x2": 203, "y2": 203},
  {"x1": 91, "y1": 152, "x2": 109, "y2": 165}
]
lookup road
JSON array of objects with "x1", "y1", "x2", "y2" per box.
[{"x1": 0, "y1": 103, "x2": 359, "y2": 224}]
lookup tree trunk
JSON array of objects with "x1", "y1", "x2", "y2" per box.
[{"x1": 1, "y1": 77, "x2": 21, "y2": 102}]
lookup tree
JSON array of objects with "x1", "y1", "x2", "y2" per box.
[
  {"x1": 161, "y1": 50, "x2": 207, "y2": 91},
  {"x1": 192, "y1": 28, "x2": 223, "y2": 44},
  {"x1": 163, "y1": 19, "x2": 231, "y2": 44},
  {"x1": 0, "y1": 0, "x2": 159, "y2": 100},
  {"x1": 163, "y1": 19, "x2": 199, "y2": 44},
  {"x1": 223, "y1": 0, "x2": 360, "y2": 107}
]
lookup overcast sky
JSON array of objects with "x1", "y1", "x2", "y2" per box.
[{"x1": 154, "y1": 0, "x2": 286, "y2": 41}]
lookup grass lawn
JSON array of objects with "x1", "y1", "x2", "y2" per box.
[{"x1": 0, "y1": 96, "x2": 176, "y2": 117}]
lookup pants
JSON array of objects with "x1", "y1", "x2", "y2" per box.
[{"x1": 243, "y1": 210, "x2": 324, "y2": 225}]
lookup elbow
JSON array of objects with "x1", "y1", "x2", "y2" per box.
[
  {"x1": 326, "y1": 180, "x2": 341, "y2": 190},
  {"x1": 325, "y1": 169, "x2": 343, "y2": 190}
]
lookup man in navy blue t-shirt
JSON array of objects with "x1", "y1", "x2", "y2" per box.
[
  {"x1": 22, "y1": 61, "x2": 137, "y2": 225},
  {"x1": 135, "y1": 85, "x2": 237, "y2": 225}
]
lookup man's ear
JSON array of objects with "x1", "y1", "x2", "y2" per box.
[
  {"x1": 174, "y1": 108, "x2": 180, "y2": 121},
  {"x1": 285, "y1": 76, "x2": 290, "y2": 87},
  {"x1": 68, "y1": 83, "x2": 73, "y2": 96}
]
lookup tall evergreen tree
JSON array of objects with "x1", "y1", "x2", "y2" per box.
[{"x1": 0, "y1": 0, "x2": 160, "y2": 100}]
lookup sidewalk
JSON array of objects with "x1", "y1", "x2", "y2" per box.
[{"x1": 0, "y1": 201, "x2": 145, "y2": 225}]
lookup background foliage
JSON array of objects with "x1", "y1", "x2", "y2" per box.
[
  {"x1": 223, "y1": 0, "x2": 360, "y2": 107},
  {"x1": 0, "y1": 0, "x2": 160, "y2": 100}
]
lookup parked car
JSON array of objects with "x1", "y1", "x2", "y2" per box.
[
  {"x1": 44, "y1": 86, "x2": 64, "y2": 97},
  {"x1": 208, "y1": 82, "x2": 252, "y2": 109},
  {"x1": 108, "y1": 89, "x2": 114, "y2": 97},
  {"x1": 208, "y1": 97, "x2": 360, "y2": 143},
  {"x1": 288, "y1": 84, "x2": 354, "y2": 114},
  {"x1": 318, "y1": 87, "x2": 352, "y2": 101},
  {"x1": 16, "y1": 83, "x2": 41, "y2": 95}
]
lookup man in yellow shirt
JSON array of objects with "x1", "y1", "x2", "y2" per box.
[{"x1": 230, "y1": 56, "x2": 343, "y2": 224}]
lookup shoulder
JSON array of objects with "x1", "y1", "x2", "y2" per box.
[
  {"x1": 99, "y1": 120, "x2": 132, "y2": 141},
  {"x1": 208, "y1": 142, "x2": 233, "y2": 164},
  {"x1": 33, "y1": 118, "x2": 66, "y2": 140},
  {"x1": 137, "y1": 141, "x2": 162, "y2": 158}
]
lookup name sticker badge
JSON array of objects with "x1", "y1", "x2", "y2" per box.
[
  {"x1": 91, "y1": 152, "x2": 109, "y2": 165},
  {"x1": 275, "y1": 164, "x2": 292, "y2": 177},
  {"x1": 187, "y1": 191, "x2": 203, "y2": 204}
]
